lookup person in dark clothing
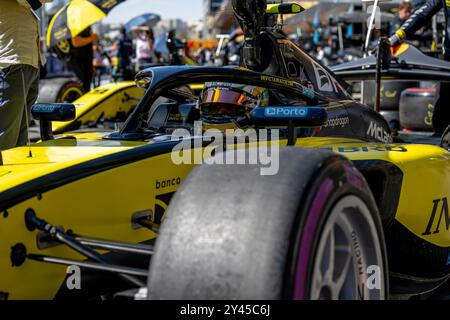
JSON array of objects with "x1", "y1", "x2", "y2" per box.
[
  {"x1": 389, "y1": 0, "x2": 450, "y2": 134},
  {"x1": 70, "y1": 27, "x2": 97, "y2": 92},
  {"x1": 389, "y1": 1, "x2": 412, "y2": 35},
  {"x1": 412, "y1": 0, "x2": 426, "y2": 9},
  {"x1": 113, "y1": 27, "x2": 134, "y2": 81}
]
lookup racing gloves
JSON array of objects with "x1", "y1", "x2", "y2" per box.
[{"x1": 388, "y1": 30, "x2": 407, "y2": 46}]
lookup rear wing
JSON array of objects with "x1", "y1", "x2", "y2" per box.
[{"x1": 332, "y1": 43, "x2": 450, "y2": 82}]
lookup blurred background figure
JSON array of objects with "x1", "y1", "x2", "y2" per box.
[
  {"x1": 223, "y1": 29, "x2": 244, "y2": 66},
  {"x1": 389, "y1": 1, "x2": 413, "y2": 35},
  {"x1": 134, "y1": 26, "x2": 155, "y2": 70},
  {"x1": 412, "y1": 0, "x2": 426, "y2": 9},
  {"x1": 153, "y1": 33, "x2": 168, "y2": 63},
  {"x1": 112, "y1": 27, "x2": 134, "y2": 81},
  {"x1": 70, "y1": 26, "x2": 98, "y2": 92},
  {"x1": 166, "y1": 29, "x2": 185, "y2": 65},
  {"x1": 92, "y1": 43, "x2": 111, "y2": 88},
  {"x1": 194, "y1": 45, "x2": 213, "y2": 65}
]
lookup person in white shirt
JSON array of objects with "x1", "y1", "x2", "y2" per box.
[{"x1": 134, "y1": 27, "x2": 154, "y2": 70}]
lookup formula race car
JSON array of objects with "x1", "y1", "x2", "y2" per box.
[
  {"x1": 331, "y1": 40, "x2": 450, "y2": 132},
  {"x1": 28, "y1": 81, "x2": 144, "y2": 142},
  {"x1": 0, "y1": 0, "x2": 449, "y2": 300}
]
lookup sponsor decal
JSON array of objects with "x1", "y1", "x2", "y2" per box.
[
  {"x1": 351, "y1": 229, "x2": 366, "y2": 299},
  {"x1": 323, "y1": 117, "x2": 350, "y2": 129},
  {"x1": 424, "y1": 104, "x2": 434, "y2": 127},
  {"x1": 350, "y1": 223, "x2": 382, "y2": 298},
  {"x1": 312, "y1": 62, "x2": 337, "y2": 93},
  {"x1": 260, "y1": 75, "x2": 296, "y2": 87},
  {"x1": 351, "y1": 230, "x2": 365, "y2": 277},
  {"x1": 155, "y1": 177, "x2": 181, "y2": 190},
  {"x1": 265, "y1": 107, "x2": 307, "y2": 118},
  {"x1": 55, "y1": 28, "x2": 68, "y2": 41},
  {"x1": 422, "y1": 197, "x2": 449, "y2": 236},
  {"x1": 338, "y1": 146, "x2": 407, "y2": 153},
  {"x1": 33, "y1": 105, "x2": 57, "y2": 113},
  {"x1": 56, "y1": 39, "x2": 71, "y2": 54},
  {"x1": 101, "y1": 0, "x2": 118, "y2": 9},
  {"x1": 153, "y1": 191, "x2": 175, "y2": 225},
  {"x1": 154, "y1": 178, "x2": 181, "y2": 224},
  {"x1": 366, "y1": 121, "x2": 393, "y2": 143},
  {"x1": 384, "y1": 90, "x2": 397, "y2": 98}
]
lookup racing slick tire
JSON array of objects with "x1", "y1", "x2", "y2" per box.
[
  {"x1": 147, "y1": 148, "x2": 388, "y2": 300},
  {"x1": 399, "y1": 88, "x2": 437, "y2": 131},
  {"x1": 441, "y1": 125, "x2": 450, "y2": 150},
  {"x1": 37, "y1": 77, "x2": 84, "y2": 104},
  {"x1": 364, "y1": 81, "x2": 418, "y2": 111}
]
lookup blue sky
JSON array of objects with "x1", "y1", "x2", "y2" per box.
[{"x1": 103, "y1": 0, "x2": 204, "y2": 23}]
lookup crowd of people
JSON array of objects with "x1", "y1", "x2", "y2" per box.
[
  {"x1": 303, "y1": 1, "x2": 418, "y2": 67},
  {"x1": 66, "y1": 25, "x2": 161, "y2": 91}
]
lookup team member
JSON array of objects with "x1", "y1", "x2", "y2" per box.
[
  {"x1": 0, "y1": 0, "x2": 52, "y2": 151},
  {"x1": 70, "y1": 26, "x2": 98, "y2": 92},
  {"x1": 389, "y1": 2, "x2": 413, "y2": 35},
  {"x1": 113, "y1": 27, "x2": 134, "y2": 81},
  {"x1": 389, "y1": 0, "x2": 450, "y2": 134}
]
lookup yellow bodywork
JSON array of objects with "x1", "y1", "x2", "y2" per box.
[
  {"x1": 0, "y1": 133, "x2": 449, "y2": 299},
  {"x1": 52, "y1": 82, "x2": 144, "y2": 134}
]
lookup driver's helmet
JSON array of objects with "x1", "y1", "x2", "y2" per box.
[{"x1": 199, "y1": 82, "x2": 270, "y2": 130}]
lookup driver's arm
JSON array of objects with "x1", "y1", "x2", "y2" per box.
[{"x1": 390, "y1": 0, "x2": 442, "y2": 45}]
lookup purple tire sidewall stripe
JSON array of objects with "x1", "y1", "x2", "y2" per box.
[{"x1": 293, "y1": 178, "x2": 334, "y2": 300}]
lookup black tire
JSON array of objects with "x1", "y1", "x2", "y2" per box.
[
  {"x1": 399, "y1": 88, "x2": 437, "y2": 131},
  {"x1": 364, "y1": 81, "x2": 419, "y2": 111},
  {"x1": 37, "y1": 78, "x2": 84, "y2": 104},
  {"x1": 147, "y1": 148, "x2": 388, "y2": 300},
  {"x1": 441, "y1": 125, "x2": 450, "y2": 150},
  {"x1": 380, "y1": 111, "x2": 400, "y2": 130}
]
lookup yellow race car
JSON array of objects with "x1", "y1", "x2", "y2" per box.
[{"x1": 0, "y1": 1, "x2": 449, "y2": 300}]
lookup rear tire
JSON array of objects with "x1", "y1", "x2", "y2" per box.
[
  {"x1": 364, "y1": 81, "x2": 418, "y2": 111},
  {"x1": 147, "y1": 148, "x2": 388, "y2": 300},
  {"x1": 441, "y1": 125, "x2": 450, "y2": 150},
  {"x1": 399, "y1": 88, "x2": 437, "y2": 131}
]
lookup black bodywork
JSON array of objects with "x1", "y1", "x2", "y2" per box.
[
  {"x1": 105, "y1": 32, "x2": 391, "y2": 146},
  {"x1": 332, "y1": 42, "x2": 450, "y2": 82}
]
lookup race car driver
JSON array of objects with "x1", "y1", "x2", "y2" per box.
[
  {"x1": 198, "y1": 82, "x2": 270, "y2": 131},
  {"x1": 389, "y1": 0, "x2": 450, "y2": 135}
]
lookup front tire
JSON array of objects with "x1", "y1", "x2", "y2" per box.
[{"x1": 147, "y1": 148, "x2": 388, "y2": 300}]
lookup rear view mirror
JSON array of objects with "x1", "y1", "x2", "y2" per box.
[
  {"x1": 266, "y1": 3, "x2": 304, "y2": 14},
  {"x1": 31, "y1": 103, "x2": 76, "y2": 141}
]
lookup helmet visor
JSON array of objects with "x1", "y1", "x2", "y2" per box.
[{"x1": 200, "y1": 88, "x2": 258, "y2": 116}]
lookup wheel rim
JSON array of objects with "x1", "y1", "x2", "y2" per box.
[
  {"x1": 309, "y1": 195, "x2": 385, "y2": 300},
  {"x1": 59, "y1": 87, "x2": 83, "y2": 103}
]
